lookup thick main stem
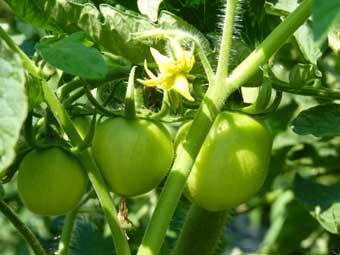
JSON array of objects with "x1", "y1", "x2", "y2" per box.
[
  {"x1": 0, "y1": 200, "x2": 47, "y2": 255},
  {"x1": 137, "y1": 1, "x2": 237, "y2": 254},
  {"x1": 137, "y1": 1, "x2": 311, "y2": 254},
  {"x1": 173, "y1": 205, "x2": 229, "y2": 255}
]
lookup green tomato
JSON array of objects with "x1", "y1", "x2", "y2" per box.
[
  {"x1": 91, "y1": 117, "x2": 174, "y2": 197},
  {"x1": 17, "y1": 147, "x2": 88, "y2": 216},
  {"x1": 176, "y1": 111, "x2": 272, "y2": 211}
]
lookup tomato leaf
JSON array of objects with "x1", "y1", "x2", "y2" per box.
[
  {"x1": 293, "y1": 22, "x2": 322, "y2": 65},
  {"x1": 137, "y1": 0, "x2": 163, "y2": 22},
  {"x1": 265, "y1": 0, "x2": 299, "y2": 16},
  {"x1": 291, "y1": 104, "x2": 340, "y2": 137},
  {"x1": 260, "y1": 190, "x2": 317, "y2": 253},
  {"x1": 0, "y1": 42, "x2": 27, "y2": 178},
  {"x1": 68, "y1": 217, "x2": 115, "y2": 255},
  {"x1": 265, "y1": 0, "x2": 322, "y2": 64},
  {"x1": 36, "y1": 32, "x2": 107, "y2": 80},
  {"x1": 328, "y1": 22, "x2": 340, "y2": 55},
  {"x1": 312, "y1": 0, "x2": 340, "y2": 44},
  {"x1": 294, "y1": 175, "x2": 340, "y2": 234},
  {"x1": 5, "y1": 0, "x2": 157, "y2": 63}
]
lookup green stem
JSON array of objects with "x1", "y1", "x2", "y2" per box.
[
  {"x1": 125, "y1": 66, "x2": 137, "y2": 119},
  {"x1": 150, "y1": 91, "x2": 170, "y2": 120},
  {"x1": 58, "y1": 77, "x2": 82, "y2": 100},
  {"x1": 215, "y1": 0, "x2": 237, "y2": 81},
  {"x1": 0, "y1": 200, "x2": 47, "y2": 255},
  {"x1": 42, "y1": 81, "x2": 131, "y2": 255},
  {"x1": 137, "y1": 1, "x2": 237, "y2": 254},
  {"x1": 137, "y1": 1, "x2": 311, "y2": 254},
  {"x1": 81, "y1": 80, "x2": 116, "y2": 116},
  {"x1": 225, "y1": 0, "x2": 312, "y2": 90},
  {"x1": 173, "y1": 205, "x2": 229, "y2": 255},
  {"x1": 0, "y1": 29, "x2": 131, "y2": 255},
  {"x1": 57, "y1": 210, "x2": 77, "y2": 255},
  {"x1": 272, "y1": 79, "x2": 340, "y2": 100},
  {"x1": 0, "y1": 26, "x2": 39, "y2": 77}
]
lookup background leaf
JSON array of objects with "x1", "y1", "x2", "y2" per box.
[
  {"x1": 312, "y1": 0, "x2": 340, "y2": 44},
  {"x1": 36, "y1": 32, "x2": 108, "y2": 80},
  {"x1": 294, "y1": 175, "x2": 340, "y2": 234},
  {"x1": 291, "y1": 104, "x2": 340, "y2": 137},
  {"x1": 0, "y1": 41, "x2": 27, "y2": 178},
  {"x1": 328, "y1": 22, "x2": 340, "y2": 55},
  {"x1": 138, "y1": 0, "x2": 163, "y2": 22},
  {"x1": 265, "y1": 0, "x2": 322, "y2": 65},
  {"x1": 4, "y1": 0, "x2": 158, "y2": 64}
]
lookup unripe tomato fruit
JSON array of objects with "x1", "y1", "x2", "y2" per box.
[
  {"x1": 92, "y1": 117, "x2": 174, "y2": 197},
  {"x1": 17, "y1": 147, "x2": 88, "y2": 215},
  {"x1": 176, "y1": 111, "x2": 272, "y2": 211}
]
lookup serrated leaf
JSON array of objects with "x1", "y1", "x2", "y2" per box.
[
  {"x1": 5, "y1": 0, "x2": 157, "y2": 64},
  {"x1": 36, "y1": 32, "x2": 107, "y2": 80},
  {"x1": 312, "y1": 0, "x2": 340, "y2": 44},
  {"x1": 68, "y1": 217, "x2": 115, "y2": 255},
  {"x1": 291, "y1": 103, "x2": 340, "y2": 137},
  {"x1": 294, "y1": 175, "x2": 340, "y2": 234},
  {"x1": 138, "y1": 0, "x2": 163, "y2": 22},
  {"x1": 0, "y1": 42, "x2": 27, "y2": 178}
]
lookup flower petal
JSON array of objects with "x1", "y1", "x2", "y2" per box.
[
  {"x1": 138, "y1": 74, "x2": 174, "y2": 88},
  {"x1": 144, "y1": 60, "x2": 157, "y2": 79},
  {"x1": 172, "y1": 74, "x2": 194, "y2": 101},
  {"x1": 150, "y1": 48, "x2": 172, "y2": 74}
]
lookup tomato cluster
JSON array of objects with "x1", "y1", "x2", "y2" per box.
[{"x1": 17, "y1": 110, "x2": 271, "y2": 215}]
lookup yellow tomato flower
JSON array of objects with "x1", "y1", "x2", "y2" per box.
[{"x1": 138, "y1": 41, "x2": 195, "y2": 101}]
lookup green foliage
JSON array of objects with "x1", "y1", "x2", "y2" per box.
[
  {"x1": 291, "y1": 104, "x2": 340, "y2": 137},
  {"x1": 294, "y1": 175, "x2": 340, "y2": 234},
  {"x1": 312, "y1": 0, "x2": 340, "y2": 44},
  {"x1": 1, "y1": 0, "x2": 340, "y2": 255},
  {"x1": 137, "y1": 0, "x2": 163, "y2": 22},
  {"x1": 0, "y1": 41, "x2": 27, "y2": 178},
  {"x1": 36, "y1": 32, "x2": 108, "y2": 80}
]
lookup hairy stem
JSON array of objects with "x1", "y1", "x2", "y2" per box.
[
  {"x1": 215, "y1": 0, "x2": 237, "y2": 81},
  {"x1": 0, "y1": 200, "x2": 47, "y2": 255},
  {"x1": 137, "y1": 1, "x2": 237, "y2": 254},
  {"x1": 137, "y1": 1, "x2": 311, "y2": 254},
  {"x1": 173, "y1": 205, "x2": 229, "y2": 255}
]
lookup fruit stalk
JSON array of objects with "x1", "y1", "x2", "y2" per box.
[{"x1": 57, "y1": 210, "x2": 77, "y2": 255}]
